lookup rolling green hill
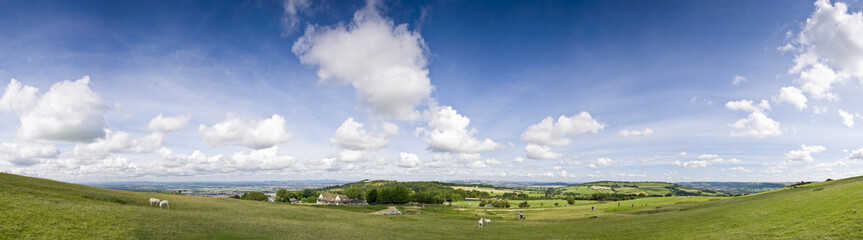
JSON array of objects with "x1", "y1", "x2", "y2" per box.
[
  {"x1": 559, "y1": 181, "x2": 725, "y2": 197},
  {"x1": 1, "y1": 172, "x2": 861, "y2": 239}
]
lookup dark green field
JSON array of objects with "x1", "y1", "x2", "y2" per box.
[{"x1": 1, "y1": 173, "x2": 861, "y2": 239}]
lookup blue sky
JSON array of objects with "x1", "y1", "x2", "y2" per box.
[{"x1": 1, "y1": 0, "x2": 862, "y2": 182}]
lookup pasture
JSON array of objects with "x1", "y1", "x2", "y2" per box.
[
  {"x1": 452, "y1": 186, "x2": 514, "y2": 194},
  {"x1": 449, "y1": 199, "x2": 594, "y2": 208},
  {"x1": 2, "y1": 172, "x2": 862, "y2": 239}
]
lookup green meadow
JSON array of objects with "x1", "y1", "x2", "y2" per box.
[{"x1": 1, "y1": 172, "x2": 861, "y2": 239}]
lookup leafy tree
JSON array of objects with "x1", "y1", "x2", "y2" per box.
[
  {"x1": 518, "y1": 201, "x2": 530, "y2": 208},
  {"x1": 240, "y1": 191, "x2": 268, "y2": 201},
  {"x1": 379, "y1": 186, "x2": 411, "y2": 204},
  {"x1": 301, "y1": 197, "x2": 316, "y2": 203},
  {"x1": 276, "y1": 189, "x2": 289, "y2": 202},
  {"x1": 566, "y1": 197, "x2": 575, "y2": 205},
  {"x1": 345, "y1": 187, "x2": 364, "y2": 200},
  {"x1": 301, "y1": 189, "x2": 317, "y2": 198},
  {"x1": 366, "y1": 189, "x2": 378, "y2": 204}
]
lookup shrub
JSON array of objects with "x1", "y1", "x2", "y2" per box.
[
  {"x1": 518, "y1": 201, "x2": 530, "y2": 208},
  {"x1": 302, "y1": 197, "x2": 317, "y2": 203}
]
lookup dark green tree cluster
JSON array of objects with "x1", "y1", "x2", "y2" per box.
[
  {"x1": 319, "y1": 181, "x2": 496, "y2": 205},
  {"x1": 377, "y1": 186, "x2": 412, "y2": 204},
  {"x1": 411, "y1": 191, "x2": 445, "y2": 204},
  {"x1": 479, "y1": 199, "x2": 510, "y2": 208},
  {"x1": 263, "y1": 189, "x2": 319, "y2": 203},
  {"x1": 240, "y1": 191, "x2": 268, "y2": 201},
  {"x1": 518, "y1": 201, "x2": 530, "y2": 208},
  {"x1": 501, "y1": 192, "x2": 530, "y2": 200}
]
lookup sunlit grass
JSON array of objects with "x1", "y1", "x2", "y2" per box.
[{"x1": 2, "y1": 172, "x2": 861, "y2": 239}]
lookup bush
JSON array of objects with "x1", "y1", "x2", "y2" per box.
[
  {"x1": 554, "y1": 202, "x2": 559, "y2": 207},
  {"x1": 518, "y1": 201, "x2": 530, "y2": 208},
  {"x1": 566, "y1": 197, "x2": 575, "y2": 205},
  {"x1": 302, "y1": 197, "x2": 317, "y2": 203}
]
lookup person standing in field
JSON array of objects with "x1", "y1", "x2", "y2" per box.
[
  {"x1": 591, "y1": 206, "x2": 594, "y2": 211},
  {"x1": 519, "y1": 211, "x2": 523, "y2": 219}
]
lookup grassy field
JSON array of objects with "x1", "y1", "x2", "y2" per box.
[
  {"x1": 2, "y1": 172, "x2": 862, "y2": 239},
  {"x1": 449, "y1": 199, "x2": 596, "y2": 208},
  {"x1": 560, "y1": 181, "x2": 719, "y2": 196}
]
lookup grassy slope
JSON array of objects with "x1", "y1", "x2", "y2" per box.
[
  {"x1": 561, "y1": 181, "x2": 714, "y2": 196},
  {"x1": 2, "y1": 173, "x2": 861, "y2": 239}
]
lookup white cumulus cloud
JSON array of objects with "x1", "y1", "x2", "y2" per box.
[
  {"x1": 726, "y1": 99, "x2": 770, "y2": 112},
  {"x1": 0, "y1": 142, "x2": 59, "y2": 166},
  {"x1": 521, "y1": 112, "x2": 606, "y2": 146},
  {"x1": 726, "y1": 99, "x2": 781, "y2": 138},
  {"x1": 846, "y1": 147, "x2": 863, "y2": 160},
  {"x1": 155, "y1": 146, "x2": 297, "y2": 175},
  {"x1": 199, "y1": 114, "x2": 293, "y2": 149},
  {"x1": 397, "y1": 152, "x2": 422, "y2": 168},
  {"x1": 148, "y1": 114, "x2": 191, "y2": 132},
  {"x1": 672, "y1": 160, "x2": 708, "y2": 169},
  {"x1": 331, "y1": 118, "x2": 398, "y2": 150},
  {"x1": 417, "y1": 105, "x2": 500, "y2": 153},
  {"x1": 772, "y1": 86, "x2": 808, "y2": 110},
  {"x1": 0, "y1": 77, "x2": 107, "y2": 142},
  {"x1": 788, "y1": 0, "x2": 863, "y2": 101},
  {"x1": 785, "y1": 144, "x2": 827, "y2": 162},
  {"x1": 838, "y1": 109, "x2": 855, "y2": 128},
  {"x1": 589, "y1": 158, "x2": 614, "y2": 168},
  {"x1": 293, "y1": 2, "x2": 433, "y2": 121},
  {"x1": 72, "y1": 130, "x2": 164, "y2": 161},
  {"x1": 525, "y1": 144, "x2": 563, "y2": 160},
  {"x1": 730, "y1": 111, "x2": 782, "y2": 138}
]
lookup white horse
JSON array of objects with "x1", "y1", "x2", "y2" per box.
[
  {"x1": 159, "y1": 200, "x2": 170, "y2": 210},
  {"x1": 484, "y1": 218, "x2": 491, "y2": 224},
  {"x1": 149, "y1": 198, "x2": 160, "y2": 206},
  {"x1": 478, "y1": 218, "x2": 484, "y2": 229}
]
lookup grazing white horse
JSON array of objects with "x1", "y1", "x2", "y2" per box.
[
  {"x1": 484, "y1": 218, "x2": 491, "y2": 224},
  {"x1": 149, "y1": 198, "x2": 160, "y2": 206},
  {"x1": 159, "y1": 200, "x2": 170, "y2": 210},
  {"x1": 478, "y1": 218, "x2": 484, "y2": 229}
]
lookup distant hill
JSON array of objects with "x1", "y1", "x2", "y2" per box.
[
  {"x1": 560, "y1": 181, "x2": 726, "y2": 197},
  {"x1": 676, "y1": 182, "x2": 790, "y2": 194}
]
